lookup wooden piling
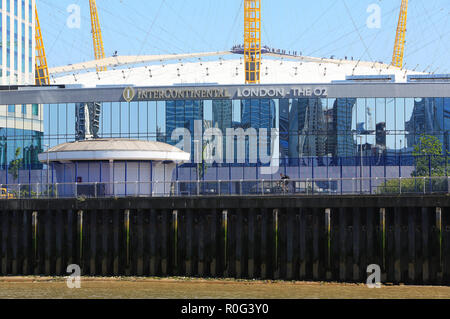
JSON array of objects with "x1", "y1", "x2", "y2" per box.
[
  {"x1": 124, "y1": 209, "x2": 130, "y2": 275},
  {"x1": 11, "y1": 211, "x2": 18, "y2": 275},
  {"x1": 76, "y1": 210, "x2": 83, "y2": 271},
  {"x1": 236, "y1": 210, "x2": 243, "y2": 278},
  {"x1": 22, "y1": 211, "x2": 30, "y2": 275},
  {"x1": 0, "y1": 198, "x2": 448, "y2": 284},
  {"x1": 379, "y1": 208, "x2": 386, "y2": 282},
  {"x1": 161, "y1": 210, "x2": 168, "y2": 276},
  {"x1": 90, "y1": 210, "x2": 97, "y2": 276},
  {"x1": 171, "y1": 210, "x2": 178, "y2": 274},
  {"x1": 222, "y1": 210, "x2": 228, "y2": 277},
  {"x1": 248, "y1": 209, "x2": 255, "y2": 278},
  {"x1": 209, "y1": 210, "x2": 217, "y2": 277},
  {"x1": 299, "y1": 208, "x2": 306, "y2": 280},
  {"x1": 101, "y1": 210, "x2": 109, "y2": 276},
  {"x1": 325, "y1": 208, "x2": 331, "y2": 280},
  {"x1": 442, "y1": 207, "x2": 450, "y2": 284},
  {"x1": 112, "y1": 209, "x2": 120, "y2": 275},
  {"x1": 55, "y1": 211, "x2": 63, "y2": 275},
  {"x1": 422, "y1": 207, "x2": 430, "y2": 284},
  {"x1": 312, "y1": 208, "x2": 320, "y2": 281},
  {"x1": 430, "y1": 207, "x2": 441, "y2": 284},
  {"x1": 394, "y1": 207, "x2": 402, "y2": 283},
  {"x1": 260, "y1": 209, "x2": 267, "y2": 279},
  {"x1": 436, "y1": 207, "x2": 443, "y2": 283},
  {"x1": 197, "y1": 212, "x2": 205, "y2": 277},
  {"x1": 32, "y1": 211, "x2": 38, "y2": 275},
  {"x1": 353, "y1": 208, "x2": 361, "y2": 282},
  {"x1": 408, "y1": 208, "x2": 416, "y2": 283},
  {"x1": 149, "y1": 209, "x2": 157, "y2": 276},
  {"x1": 273, "y1": 209, "x2": 279, "y2": 279},
  {"x1": 66, "y1": 211, "x2": 74, "y2": 270},
  {"x1": 137, "y1": 210, "x2": 144, "y2": 276},
  {"x1": 185, "y1": 210, "x2": 193, "y2": 277},
  {"x1": 44, "y1": 210, "x2": 52, "y2": 276},
  {"x1": 339, "y1": 208, "x2": 346, "y2": 281},
  {"x1": 286, "y1": 209, "x2": 294, "y2": 280}
]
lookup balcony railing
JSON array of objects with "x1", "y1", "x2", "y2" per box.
[{"x1": 1, "y1": 176, "x2": 449, "y2": 199}]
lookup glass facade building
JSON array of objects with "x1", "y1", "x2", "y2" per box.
[
  {"x1": 0, "y1": 0, "x2": 35, "y2": 85},
  {"x1": 0, "y1": 83, "x2": 449, "y2": 191}
]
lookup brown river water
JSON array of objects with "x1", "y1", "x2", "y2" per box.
[{"x1": 1, "y1": 277, "x2": 450, "y2": 299}]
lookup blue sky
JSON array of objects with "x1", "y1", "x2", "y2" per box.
[{"x1": 37, "y1": 0, "x2": 450, "y2": 73}]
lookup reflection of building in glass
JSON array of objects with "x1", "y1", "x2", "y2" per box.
[
  {"x1": 241, "y1": 99, "x2": 276, "y2": 162},
  {"x1": 279, "y1": 99, "x2": 290, "y2": 158},
  {"x1": 375, "y1": 122, "x2": 387, "y2": 153},
  {"x1": 289, "y1": 98, "x2": 326, "y2": 157},
  {"x1": 76, "y1": 103, "x2": 101, "y2": 140},
  {"x1": 0, "y1": 104, "x2": 44, "y2": 171},
  {"x1": 406, "y1": 98, "x2": 448, "y2": 153},
  {"x1": 164, "y1": 100, "x2": 203, "y2": 152},
  {"x1": 212, "y1": 100, "x2": 232, "y2": 156},
  {"x1": 327, "y1": 98, "x2": 357, "y2": 157},
  {"x1": 0, "y1": 128, "x2": 43, "y2": 168}
]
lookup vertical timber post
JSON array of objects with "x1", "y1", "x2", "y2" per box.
[
  {"x1": 436, "y1": 207, "x2": 443, "y2": 283},
  {"x1": 186, "y1": 210, "x2": 193, "y2": 277},
  {"x1": 77, "y1": 210, "x2": 83, "y2": 271},
  {"x1": 248, "y1": 209, "x2": 255, "y2": 278},
  {"x1": 261, "y1": 209, "x2": 267, "y2": 279},
  {"x1": 210, "y1": 210, "x2": 217, "y2": 277},
  {"x1": 353, "y1": 208, "x2": 361, "y2": 282},
  {"x1": 11, "y1": 211, "x2": 18, "y2": 275},
  {"x1": 408, "y1": 208, "x2": 416, "y2": 283},
  {"x1": 236, "y1": 210, "x2": 243, "y2": 278},
  {"x1": 299, "y1": 208, "x2": 306, "y2": 280},
  {"x1": 325, "y1": 208, "x2": 332, "y2": 280},
  {"x1": 394, "y1": 207, "x2": 402, "y2": 283},
  {"x1": 113, "y1": 209, "x2": 120, "y2": 275},
  {"x1": 124, "y1": 209, "x2": 130, "y2": 275},
  {"x1": 137, "y1": 210, "x2": 144, "y2": 276},
  {"x1": 32, "y1": 211, "x2": 38, "y2": 275},
  {"x1": 286, "y1": 208, "x2": 294, "y2": 280},
  {"x1": 172, "y1": 210, "x2": 178, "y2": 274},
  {"x1": 222, "y1": 210, "x2": 228, "y2": 277},
  {"x1": 22, "y1": 211, "x2": 30, "y2": 275},
  {"x1": 149, "y1": 209, "x2": 156, "y2": 276},
  {"x1": 339, "y1": 208, "x2": 346, "y2": 281},
  {"x1": 422, "y1": 207, "x2": 429, "y2": 284},
  {"x1": 273, "y1": 209, "x2": 279, "y2": 279},
  {"x1": 380, "y1": 208, "x2": 386, "y2": 282},
  {"x1": 55, "y1": 211, "x2": 63, "y2": 275},
  {"x1": 90, "y1": 210, "x2": 97, "y2": 275}
]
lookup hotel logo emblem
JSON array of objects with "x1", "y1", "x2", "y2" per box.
[{"x1": 123, "y1": 86, "x2": 136, "y2": 102}]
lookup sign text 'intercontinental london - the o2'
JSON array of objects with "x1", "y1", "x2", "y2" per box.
[{"x1": 122, "y1": 86, "x2": 329, "y2": 102}]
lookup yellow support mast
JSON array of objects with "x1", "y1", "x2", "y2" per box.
[
  {"x1": 35, "y1": 5, "x2": 50, "y2": 85},
  {"x1": 392, "y1": 0, "x2": 409, "y2": 68},
  {"x1": 244, "y1": 0, "x2": 261, "y2": 84},
  {"x1": 89, "y1": 0, "x2": 107, "y2": 72}
]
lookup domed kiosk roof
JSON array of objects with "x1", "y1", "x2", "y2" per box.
[{"x1": 38, "y1": 138, "x2": 190, "y2": 163}]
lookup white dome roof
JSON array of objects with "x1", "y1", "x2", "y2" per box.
[{"x1": 38, "y1": 139, "x2": 190, "y2": 163}]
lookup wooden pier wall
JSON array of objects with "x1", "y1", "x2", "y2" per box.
[{"x1": 0, "y1": 195, "x2": 449, "y2": 284}]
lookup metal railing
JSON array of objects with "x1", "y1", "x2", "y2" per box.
[{"x1": 1, "y1": 176, "x2": 449, "y2": 199}]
